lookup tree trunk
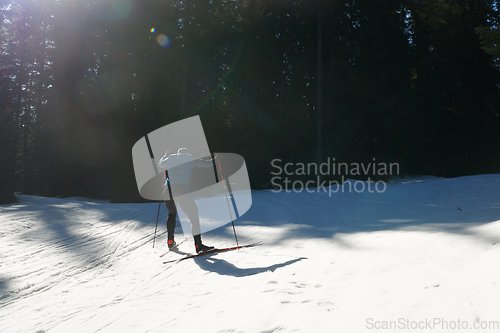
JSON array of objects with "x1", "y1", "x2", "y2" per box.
[
  {"x1": 181, "y1": 59, "x2": 188, "y2": 114},
  {"x1": 316, "y1": 0, "x2": 323, "y2": 166}
]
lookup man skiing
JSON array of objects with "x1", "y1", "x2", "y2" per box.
[{"x1": 158, "y1": 148, "x2": 216, "y2": 254}]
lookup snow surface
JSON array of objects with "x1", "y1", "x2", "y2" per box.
[{"x1": 2, "y1": 175, "x2": 500, "y2": 332}]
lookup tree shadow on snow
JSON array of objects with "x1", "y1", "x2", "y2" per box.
[
  {"x1": 241, "y1": 174, "x2": 500, "y2": 247},
  {"x1": 0, "y1": 277, "x2": 8, "y2": 299},
  {"x1": 0, "y1": 195, "x2": 174, "y2": 288}
]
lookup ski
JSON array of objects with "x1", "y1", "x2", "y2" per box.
[
  {"x1": 159, "y1": 237, "x2": 188, "y2": 257},
  {"x1": 163, "y1": 241, "x2": 262, "y2": 264}
]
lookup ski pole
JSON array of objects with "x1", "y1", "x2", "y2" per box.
[
  {"x1": 152, "y1": 147, "x2": 172, "y2": 248},
  {"x1": 153, "y1": 201, "x2": 161, "y2": 248},
  {"x1": 216, "y1": 154, "x2": 239, "y2": 247}
]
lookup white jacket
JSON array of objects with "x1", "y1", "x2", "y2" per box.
[{"x1": 158, "y1": 152, "x2": 214, "y2": 186}]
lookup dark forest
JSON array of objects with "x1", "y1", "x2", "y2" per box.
[{"x1": 1, "y1": 0, "x2": 500, "y2": 203}]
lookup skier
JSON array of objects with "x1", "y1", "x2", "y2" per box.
[{"x1": 158, "y1": 148, "x2": 216, "y2": 254}]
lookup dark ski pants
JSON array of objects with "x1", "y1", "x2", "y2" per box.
[{"x1": 164, "y1": 184, "x2": 202, "y2": 245}]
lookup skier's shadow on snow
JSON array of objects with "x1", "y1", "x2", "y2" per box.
[{"x1": 193, "y1": 256, "x2": 306, "y2": 277}]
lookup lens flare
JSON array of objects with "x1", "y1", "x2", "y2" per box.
[
  {"x1": 150, "y1": 27, "x2": 155, "y2": 33},
  {"x1": 156, "y1": 34, "x2": 171, "y2": 47}
]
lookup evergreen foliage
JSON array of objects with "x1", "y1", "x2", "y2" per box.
[{"x1": 1, "y1": 0, "x2": 499, "y2": 202}]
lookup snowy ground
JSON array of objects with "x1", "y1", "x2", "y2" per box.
[{"x1": 2, "y1": 175, "x2": 500, "y2": 332}]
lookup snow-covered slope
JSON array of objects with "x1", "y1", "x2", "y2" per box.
[{"x1": 2, "y1": 175, "x2": 500, "y2": 332}]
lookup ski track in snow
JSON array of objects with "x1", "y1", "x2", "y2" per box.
[{"x1": 1, "y1": 175, "x2": 500, "y2": 332}]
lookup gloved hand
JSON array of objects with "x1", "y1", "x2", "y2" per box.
[{"x1": 163, "y1": 148, "x2": 171, "y2": 158}]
